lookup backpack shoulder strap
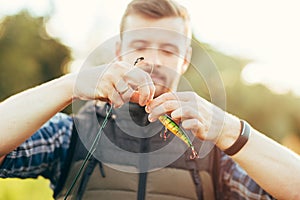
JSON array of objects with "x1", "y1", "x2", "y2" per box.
[
  {"x1": 187, "y1": 141, "x2": 221, "y2": 200},
  {"x1": 199, "y1": 170, "x2": 215, "y2": 200},
  {"x1": 212, "y1": 147, "x2": 222, "y2": 199},
  {"x1": 198, "y1": 146, "x2": 221, "y2": 200},
  {"x1": 53, "y1": 118, "x2": 79, "y2": 198},
  {"x1": 76, "y1": 157, "x2": 98, "y2": 200}
]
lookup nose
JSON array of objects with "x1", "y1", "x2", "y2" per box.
[
  {"x1": 140, "y1": 61, "x2": 159, "y2": 75},
  {"x1": 144, "y1": 48, "x2": 162, "y2": 66}
]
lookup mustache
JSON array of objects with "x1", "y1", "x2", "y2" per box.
[
  {"x1": 141, "y1": 65, "x2": 166, "y2": 82},
  {"x1": 139, "y1": 63, "x2": 166, "y2": 75}
]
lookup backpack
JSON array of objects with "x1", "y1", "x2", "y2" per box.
[{"x1": 54, "y1": 102, "x2": 222, "y2": 200}]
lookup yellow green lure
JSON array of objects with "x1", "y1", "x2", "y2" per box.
[{"x1": 158, "y1": 115, "x2": 199, "y2": 159}]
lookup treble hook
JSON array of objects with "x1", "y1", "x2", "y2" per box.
[
  {"x1": 134, "y1": 57, "x2": 144, "y2": 66},
  {"x1": 160, "y1": 127, "x2": 171, "y2": 141},
  {"x1": 190, "y1": 146, "x2": 199, "y2": 160}
]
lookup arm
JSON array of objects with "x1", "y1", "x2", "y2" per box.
[
  {"x1": 147, "y1": 92, "x2": 300, "y2": 200},
  {"x1": 0, "y1": 62, "x2": 155, "y2": 158},
  {"x1": 229, "y1": 125, "x2": 300, "y2": 199},
  {"x1": 0, "y1": 74, "x2": 74, "y2": 157}
]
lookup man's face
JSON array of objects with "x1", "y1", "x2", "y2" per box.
[{"x1": 116, "y1": 15, "x2": 191, "y2": 97}]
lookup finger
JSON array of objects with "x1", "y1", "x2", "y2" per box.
[
  {"x1": 135, "y1": 63, "x2": 155, "y2": 104},
  {"x1": 140, "y1": 74, "x2": 155, "y2": 105},
  {"x1": 137, "y1": 80, "x2": 154, "y2": 106},
  {"x1": 172, "y1": 106, "x2": 211, "y2": 136},
  {"x1": 147, "y1": 78, "x2": 156, "y2": 104},
  {"x1": 148, "y1": 100, "x2": 182, "y2": 122},
  {"x1": 108, "y1": 88, "x2": 125, "y2": 108},
  {"x1": 121, "y1": 87, "x2": 135, "y2": 103},
  {"x1": 138, "y1": 83, "x2": 150, "y2": 106},
  {"x1": 129, "y1": 89, "x2": 154, "y2": 106},
  {"x1": 146, "y1": 92, "x2": 180, "y2": 112},
  {"x1": 125, "y1": 67, "x2": 148, "y2": 87},
  {"x1": 171, "y1": 106, "x2": 203, "y2": 121},
  {"x1": 181, "y1": 119, "x2": 208, "y2": 140},
  {"x1": 115, "y1": 79, "x2": 130, "y2": 95},
  {"x1": 125, "y1": 68, "x2": 154, "y2": 106},
  {"x1": 130, "y1": 91, "x2": 140, "y2": 104},
  {"x1": 115, "y1": 78, "x2": 135, "y2": 102},
  {"x1": 95, "y1": 80, "x2": 114, "y2": 101}
]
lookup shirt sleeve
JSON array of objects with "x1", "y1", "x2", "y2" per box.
[
  {"x1": 0, "y1": 112, "x2": 73, "y2": 189},
  {"x1": 219, "y1": 152, "x2": 276, "y2": 199}
]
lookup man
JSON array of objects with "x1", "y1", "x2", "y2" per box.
[{"x1": 1, "y1": 0, "x2": 300, "y2": 199}]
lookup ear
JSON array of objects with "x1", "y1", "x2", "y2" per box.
[
  {"x1": 181, "y1": 46, "x2": 192, "y2": 74},
  {"x1": 115, "y1": 41, "x2": 122, "y2": 61}
]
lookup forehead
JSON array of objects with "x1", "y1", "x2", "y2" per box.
[{"x1": 122, "y1": 15, "x2": 188, "y2": 47}]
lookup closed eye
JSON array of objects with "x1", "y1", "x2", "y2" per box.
[{"x1": 160, "y1": 44, "x2": 179, "y2": 55}]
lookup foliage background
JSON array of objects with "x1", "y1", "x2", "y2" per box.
[
  {"x1": 0, "y1": 12, "x2": 70, "y2": 199},
  {"x1": 0, "y1": 11, "x2": 300, "y2": 200}
]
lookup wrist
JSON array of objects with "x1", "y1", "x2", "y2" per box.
[
  {"x1": 224, "y1": 120, "x2": 251, "y2": 156},
  {"x1": 215, "y1": 113, "x2": 241, "y2": 151},
  {"x1": 56, "y1": 73, "x2": 77, "y2": 102}
]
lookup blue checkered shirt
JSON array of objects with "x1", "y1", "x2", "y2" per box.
[{"x1": 0, "y1": 113, "x2": 274, "y2": 199}]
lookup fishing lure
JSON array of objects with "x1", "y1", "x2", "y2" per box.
[
  {"x1": 136, "y1": 56, "x2": 198, "y2": 159},
  {"x1": 158, "y1": 114, "x2": 199, "y2": 159}
]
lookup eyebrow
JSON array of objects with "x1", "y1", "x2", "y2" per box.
[
  {"x1": 129, "y1": 40, "x2": 149, "y2": 47},
  {"x1": 129, "y1": 40, "x2": 180, "y2": 51}
]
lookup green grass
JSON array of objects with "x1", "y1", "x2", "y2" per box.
[{"x1": 0, "y1": 177, "x2": 53, "y2": 200}]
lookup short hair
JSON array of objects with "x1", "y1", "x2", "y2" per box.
[{"x1": 120, "y1": 0, "x2": 191, "y2": 38}]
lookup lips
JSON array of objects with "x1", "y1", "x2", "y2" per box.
[{"x1": 140, "y1": 64, "x2": 167, "y2": 86}]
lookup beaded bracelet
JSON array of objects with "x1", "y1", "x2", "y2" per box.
[{"x1": 224, "y1": 120, "x2": 251, "y2": 156}]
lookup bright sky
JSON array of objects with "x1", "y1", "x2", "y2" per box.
[{"x1": 1, "y1": 0, "x2": 300, "y2": 96}]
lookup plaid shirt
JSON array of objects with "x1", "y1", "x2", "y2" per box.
[
  {"x1": 0, "y1": 113, "x2": 274, "y2": 199},
  {"x1": 0, "y1": 113, "x2": 73, "y2": 190}
]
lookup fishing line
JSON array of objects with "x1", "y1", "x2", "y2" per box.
[
  {"x1": 63, "y1": 105, "x2": 113, "y2": 200},
  {"x1": 64, "y1": 57, "x2": 144, "y2": 199}
]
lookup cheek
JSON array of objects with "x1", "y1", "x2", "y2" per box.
[
  {"x1": 160, "y1": 68, "x2": 181, "y2": 86},
  {"x1": 163, "y1": 59, "x2": 186, "y2": 75}
]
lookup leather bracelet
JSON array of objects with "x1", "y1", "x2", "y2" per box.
[{"x1": 224, "y1": 120, "x2": 251, "y2": 156}]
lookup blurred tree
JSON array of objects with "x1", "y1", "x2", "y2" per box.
[
  {"x1": 0, "y1": 11, "x2": 71, "y2": 101},
  {"x1": 0, "y1": 11, "x2": 71, "y2": 199},
  {"x1": 182, "y1": 37, "x2": 300, "y2": 143}
]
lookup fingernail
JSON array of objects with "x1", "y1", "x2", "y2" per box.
[
  {"x1": 145, "y1": 106, "x2": 150, "y2": 113},
  {"x1": 148, "y1": 114, "x2": 153, "y2": 122},
  {"x1": 139, "y1": 99, "x2": 145, "y2": 107}
]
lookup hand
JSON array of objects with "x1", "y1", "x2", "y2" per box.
[
  {"x1": 73, "y1": 61, "x2": 155, "y2": 107},
  {"x1": 146, "y1": 91, "x2": 241, "y2": 149}
]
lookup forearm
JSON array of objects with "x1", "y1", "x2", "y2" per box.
[
  {"x1": 219, "y1": 115, "x2": 300, "y2": 199},
  {"x1": 233, "y1": 129, "x2": 300, "y2": 199},
  {"x1": 0, "y1": 73, "x2": 75, "y2": 156}
]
